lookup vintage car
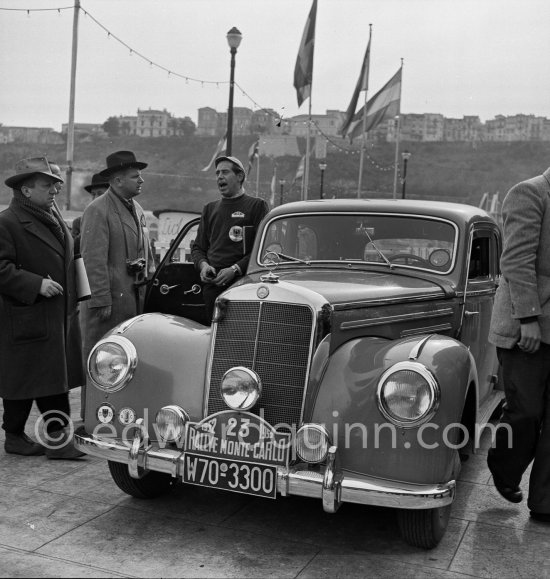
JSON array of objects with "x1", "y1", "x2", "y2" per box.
[{"x1": 76, "y1": 199, "x2": 504, "y2": 549}]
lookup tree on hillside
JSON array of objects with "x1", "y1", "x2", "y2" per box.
[
  {"x1": 180, "y1": 117, "x2": 196, "y2": 137},
  {"x1": 102, "y1": 116, "x2": 120, "y2": 137}
]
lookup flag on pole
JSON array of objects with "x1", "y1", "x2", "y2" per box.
[
  {"x1": 201, "y1": 133, "x2": 227, "y2": 171},
  {"x1": 339, "y1": 33, "x2": 371, "y2": 136},
  {"x1": 247, "y1": 139, "x2": 260, "y2": 175},
  {"x1": 294, "y1": 0, "x2": 317, "y2": 107},
  {"x1": 292, "y1": 156, "x2": 305, "y2": 184},
  {"x1": 346, "y1": 67, "x2": 402, "y2": 141},
  {"x1": 269, "y1": 166, "x2": 277, "y2": 207}
]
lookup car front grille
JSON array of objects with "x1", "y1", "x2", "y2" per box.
[{"x1": 207, "y1": 301, "x2": 314, "y2": 430}]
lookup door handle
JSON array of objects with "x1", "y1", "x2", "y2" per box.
[
  {"x1": 183, "y1": 284, "x2": 201, "y2": 295},
  {"x1": 464, "y1": 310, "x2": 479, "y2": 318}
]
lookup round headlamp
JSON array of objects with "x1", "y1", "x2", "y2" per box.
[
  {"x1": 220, "y1": 367, "x2": 261, "y2": 411},
  {"x1": 88, "y1": 336, "x2": 137, "y2": 392},
  {"x1": 295, "y1": 424, "x2": 330, "y2": 463},
  {"x1": 377, "y1": 361, "x2": 440, "y2": 428},
  {"x1": 155, "y1": 405, "x2": 189, "y2": 443}
]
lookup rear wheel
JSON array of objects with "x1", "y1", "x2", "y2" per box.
[
  {"x1": 108, "y1": 460, "x2": 177, "y2": 499},
  {"x1": 396, "y1": 504, "x2": 452, "y2": 549}
]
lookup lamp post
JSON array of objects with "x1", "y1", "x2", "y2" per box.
[
  {"x1": 319, "y1": 161, "x2": 327, "y2": 199},
  {"x1": 401, "y1": 151, "x2": 411, "y2": 199},
  {"x1": 225, "y1": 27, "x2": 242, "y2": 156},
  {"x1": 279, "y1": 179, "x2": 286, "y2": 206}
]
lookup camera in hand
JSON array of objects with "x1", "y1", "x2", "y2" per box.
[{"x1": 126, "y1": 257, "x2": 146, "y2": 274}]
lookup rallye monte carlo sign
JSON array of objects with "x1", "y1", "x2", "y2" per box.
[{"x1": 183, "y1": 411, "x2": 291, "y2": 498}]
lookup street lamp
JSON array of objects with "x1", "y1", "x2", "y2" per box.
[
  {"x1": 279, "y1": 179, "x2": 286, "y2": 206},
  {"x1": 225, "y1": 27, "x2": 242, "y2": 156},
  {"x1": 319, "y1": 161, "x2": 327, "y2": 199},
  {"x1": 401, "y1": 151, "x2": 411, "y2": 199}
]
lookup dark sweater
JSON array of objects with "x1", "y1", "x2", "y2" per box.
[{"x1": 191, "y1": 194, "x2": 269, "y2": 273}]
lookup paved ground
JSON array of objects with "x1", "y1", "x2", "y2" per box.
[{"x1": 1, "y1": 389, "x2": 549, "y2": 579}]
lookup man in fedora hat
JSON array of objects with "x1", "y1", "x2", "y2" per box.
[
  {"x1": 80, "y1": 151, "x2": 154, "y2": 365},
  {"x1": 191, "y1": 155, "x2": 269, "y2": 322},
  {"x1": 0, "y1": 157, "x2": 85, "y2": 459},
  {"x1": 71, "y1": 173, "x2": 110, "y2": 254}
]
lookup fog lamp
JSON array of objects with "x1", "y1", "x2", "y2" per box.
[
  {"x1": 155, "y1": 405, "x2": 189, "y2": 443},
  {"x1": 220, "y1": 367, "x2": 261, "y2": 411},
  {"x1": 377, "y1": 361, "x2": 440, "y2": 428},
  {"x1": 295, "y1": 424, "x2": 330, "y2": 463},
  {"x1": 88, "y1": 336, "x2": 137, "y2": 392}
]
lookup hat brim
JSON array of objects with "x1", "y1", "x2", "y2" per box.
[
  {"x1": 98, "y1": 161, "x2": 148, "y2": 178},
  {"x1": 5, "y1": 171, "x2": 63, "y2": 189},
  {"x1": 84, "y1": 182, "x2": 109, "y2": 193}
]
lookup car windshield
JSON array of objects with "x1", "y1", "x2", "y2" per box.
[{"x1": 259, "y1": 213, "x2": 458, "y2": 273}]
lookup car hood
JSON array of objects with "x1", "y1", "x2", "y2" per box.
[{"x1": 247, "y1": 268, "x2": 450, "y2": 307}]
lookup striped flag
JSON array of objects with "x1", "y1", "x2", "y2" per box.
[
  {"x1": 346, "y1": 67, "x2": 402, "y2": 141},
  {"x1": 292, "y1": 155, "x2": 305, "y2": 184},
  {"x1": 247, "y1": 139, "x2": 260, "y2": 175},
  {"x1": 294, "y1": 0, "x2": 317, "y2": 107},
  {"x1": 339, "y1": 32, "x2": 371, "y2": 137},
  {"x1": 269, "y1": 166, "x2": 277, "y2": 207},
  {"x1": 201, "y1": 133, "x2": 227, "y2": 171}
]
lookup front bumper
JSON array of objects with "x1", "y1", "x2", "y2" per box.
[{"x1": 75, "y1": 432, "x2": 455, "y2": 511}]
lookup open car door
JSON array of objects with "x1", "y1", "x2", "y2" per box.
[{"x1": 145, "y1": 217, "x2": 209, "y2": 325}]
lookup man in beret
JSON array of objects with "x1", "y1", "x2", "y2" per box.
[
  {"x1": 191, "y1": 155, "x2": 269, "y2": 322},
  {"x1": 80, "y1": 151, "x2": 154, "y2": 363},
  {"x1": 0, "y1": 157, "x2": 84, "y2": 458}
]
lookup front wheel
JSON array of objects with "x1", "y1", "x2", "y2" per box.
[
  {"x1": 396, "y1": 504, "x2": 452, "y2": 549},
  {"x1": 108, "y1": 460, "x2": 177, "y2": 499}
]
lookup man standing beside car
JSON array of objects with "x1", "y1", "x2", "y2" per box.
[
  {"x1": 487, "y1": 166, "x2": 550, "y2": 523},
  {"x1": 191, "y1": 155, "x2": 269, "y2": 322},
  {"x1": 80, "y1": 151, "x2": 155, "y2": 363},
  {"x1": 0, "y1": 157, "x2": 84, "y2": 459}
]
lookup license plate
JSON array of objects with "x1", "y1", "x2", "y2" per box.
[{"x1": 183, "y1": 452, "x2": 278, "y2": 499}]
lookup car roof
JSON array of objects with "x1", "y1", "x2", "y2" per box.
[{"x1": 268, "y1": 198, "x2": 496, "y2": 227}]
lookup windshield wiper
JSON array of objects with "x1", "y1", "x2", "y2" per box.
[
  {"x1": 263, "y1": 251, "x2": 311, "y2": 266},
  {"x1": 362, "y1": 229, "x2": 393, "y2": 269}
]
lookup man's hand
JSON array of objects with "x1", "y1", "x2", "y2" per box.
[
  {"x1": 518, "y1": 320, "x2": 541, "y2": 353},
  {"x1": 199, "y1": 262, "x2": 217, "y2": 283},
  {"x1": 39, "y1": 278, "x2": 63, "y2": 298},
  {"x1": 96, "y1": 305, "x2": 112, "y2": 322},
  {"x1": 212, "y1": 267, "x2": 237, "y2": 287}
]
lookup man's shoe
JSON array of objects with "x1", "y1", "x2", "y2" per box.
[
  {"x1": 4, "y1": 432, "x2": 45, "y2": 456},
  {"x1": 44, "y1": 428, "x2": 86, "y2": 460},
  {"x1": 493, "y1": 477, "x2": 523, "y2": 503},
  {"x1": 530, "y1": 511, "x2": 550, "y2": 523}
]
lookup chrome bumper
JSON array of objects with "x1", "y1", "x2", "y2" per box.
[{"x1": 75, "y1": 433, "x2": 455, "y2": 511}]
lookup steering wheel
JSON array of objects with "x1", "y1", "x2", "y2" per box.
[{"x1": 388, "y1": 253, "x2": 430, "y2": 266}]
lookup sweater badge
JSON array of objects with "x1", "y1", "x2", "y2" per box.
[
  {"x1": 229, "y1": 225, "x2": 243, "y2": 242},
  {"x1": 232, "y1": 211, "x2": 245, "y2": 218}
]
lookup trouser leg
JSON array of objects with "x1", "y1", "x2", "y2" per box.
[
  {"x1": 527, "y1": 344, "x2": 550, "y2": 512},
  {"x1": 35, "y1": 392, "x2": 71, "y2": 435},
  {"x1": 487, "y1": 345, "x2": 548, "y2": 488},
  {"x1": 1, "y1": 398, "x2": 33, "y2": 434}
]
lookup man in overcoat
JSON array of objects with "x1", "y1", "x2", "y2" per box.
[
  {"x1": 80, "y1": 151, "x2": 154, "y2": 363},
  {"x1": 488, "y1": 167, "x2": 550, "y2": 523},
  {"x1": 0, "y1": 157, "x2": 85, "y2": 458}
]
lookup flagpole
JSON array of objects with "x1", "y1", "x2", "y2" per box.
[
  {"x1": 357, "y1": 24, "x2": 372, "y2": 198},
  {"x1": 392, "y1": 59, "x2": 404, "y2": 199},
  {"x1": 255, "y1": 146, "x2": 260, "y2": 197},
  {"x1": 303, "y1": 99, "x2": 312, "y2": 200}
]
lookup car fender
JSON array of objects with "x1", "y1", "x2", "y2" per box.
[
  {"x1": 84, "y1": 313, "x2": 211, "y2": 439},
  {"x1": 310, "y1": 334, "x2": 475, "y2": 484}
]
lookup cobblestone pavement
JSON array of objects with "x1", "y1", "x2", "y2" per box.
[{"x1": 1, "y1": 389, "x2": 549, "y2": 578}]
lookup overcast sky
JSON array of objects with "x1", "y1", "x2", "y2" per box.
[{"x1": 1, "y1": 0, "x2": 549, "y2": 131}]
